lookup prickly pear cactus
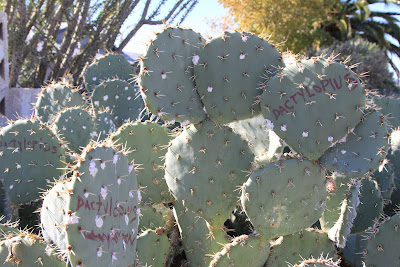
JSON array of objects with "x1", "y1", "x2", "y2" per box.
[
  {"x1": 0, "y1": 232, "x2": 65, "y2": 266},
  {"x1": 266, "y1": 229, "x2": 337, "y2": 267},
  {"x1": 138, "y1": 202, "x2": 174, "y2": 231},
  {"x1": 194, "y1": 31, "x2": 284, "y2": 124},
  {"x1": 35, "y1": 82, "x2": 86, "y2": 124},
  {"x1": 93, "y1": 110, "x2": 117, "y2": 140},
  {"x1": 53, "y1": 107, "x2": 95, "y2": 153},
  {"x1": 111, "y1": 121, "x2": 173, "y2": 203},
  {"x1": 61, "y1": 143, "x2": 139, "y2": 266},
  {"x1": 291, "y1": 256, "x2": 341, "y2": 267},
  {"x1": 135, "y1": 229, "x2": 170, "y2": 267},
  {"x1": 373, "y1": 94, "x2": 400, "y2": 129},
  {"x1": 261, "y1": 57, "x2": 366, "y2": 160},
  {"x1": 365, "y1": 213, "x2": 400, "y2": 266},
  {"x1": 139, "y1": 27, "x2": 206, "y2": 125},
  {"x1": 165, "y1": 119, "x2": 254, "y2": 227},
  {"x1": 91, "y1": 79, "x2": 142, "y2": 126},
  {"x1": 241, "y1": 158, "x2": 327, "y2": 240},
  {"x1": 319, "y1": 109, "x2": 388, "y2": 177},
  {"x1": 84, "y1": 53, "x2": 135, "y2": 93},
  {"x1": 372, "y1": 163, "x2": 395, "y2": 201},
  {"x1": 0, "y1": 119, "x2": 65, "y2": 205}
]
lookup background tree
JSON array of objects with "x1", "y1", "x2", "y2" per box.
[{"x1": 1, "y1": 0, "x2": 198, "y2": 88}]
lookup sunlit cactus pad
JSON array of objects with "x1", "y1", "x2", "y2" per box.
[
  {"x1": 261, "y1": 58, "x2": 366, "y2": 160},
  {"x1": 63, "y1": 144, "x2": 140, "y2": 266},
  {"x1": 194, "y1": 31, "x2": 283, "y2": 124},
  {"x1": 0, "y1": 119, "x2": 65, "y2": 205},
  {"x1": 241, "y1": 158, "x2": 327, "y2": 240},
  {"x1": 165, "y1": 119, "x2": 253, "y2": 226},
  {"x1": 140, "y1": 27, "x2": 206, "y2": 125},
  {"x1": 84, "y1": 53, "x2": 135, "y2": 93},
  {"x1": 35, "y1": 82, "x2": 86, "y2": 124}
]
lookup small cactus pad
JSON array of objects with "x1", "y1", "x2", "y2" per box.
[
  {"x1": 194, "y1": 31, "x2": 283, "y2": 124},
  {"x1": 0, "y1": 232, "x2": 65, "y2": 266},
  {"x1": 228, "y1": 115, "x2": 283, "y2": 164},
  {"x1": 351, "y1": 179, "x2": 383, "y2": 234},
  {"x1": 53, "y1": 107, "x2": 95, "y2": 153},
  {"x1": 111, "y1": 121, "x2": 173, "y2": 203},
  {"x1": 266, "y1": 229, "x2": 337, "y2": 267},
  {"x1": 373, "y1": 94, "x2": 400, "y2": 129},
  {"x1": 91, "y1": 79, "x2": 142, "y2": 126},
  {"x1": 64, "y1": 144, "x2": 140, "y2": 266},
  {"x1": 372, "y1": 163, "x2": 395, "y2": 201},
  {"x1": 134, "y1": 229, "x2": 170, "y2": 267},
  {"x1": 340, "y1": 233, "x2": 371, "y2": 267},
  {"x1": 209, "y1": 234, "x2": 271, "y2": 266},
  {"x1": 35, "y1": 82, "x2": 86, "y2": 124},
  {"x1": 138, "y1": 203, "x2": 173, "y2": 231},
  {"x1": 0, "y1": 119, "x2": 65, "y2": 205},
  {"x1": 165, "y1": 120, "x2": 253, "y2": 226},
  {"x1": 261, "y1": 58, "x2": 366, "y2": 160},
  {"x1": 241, "y1": 158, "x2": 327, "y2": 240},
  {"x1": 319, "y1": 110, "x2": 388, "y2": 177},
  {"x1": 365, "y1": 213, "x2": 400, "y2": 266},
  {"x1": 140, "y1": 27, "x2": 206, "y2": 125},
  {"x1": 84, "y1": 53, "x2": 135, "y2": 93}
]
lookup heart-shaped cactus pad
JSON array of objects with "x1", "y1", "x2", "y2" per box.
[{"x1": 261, "y1": 58, "x2": 366, "y2": 160}]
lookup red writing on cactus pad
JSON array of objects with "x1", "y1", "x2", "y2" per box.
[{"x1": 0, "y1": 137, "x2": 58, "y2": 154}]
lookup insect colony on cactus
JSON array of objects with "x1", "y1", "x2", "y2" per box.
[{"x1": 0, "y1": 26, "x2": 399, "y2": 266}]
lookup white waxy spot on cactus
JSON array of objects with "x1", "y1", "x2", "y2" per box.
[
  {"x1": 125, "y1": 86, "x2": 129, "y2": 91},
  {"x1": 203, "y1": 106, "x2": 207, "y2": 114},
  {"x1": 328, "y1": 136, "x2": 334, "y2": 142},
  {"x1": 66, "y1": 212, "x2": 79, "y2": 224},
  {"x1": 161, "y1": 73, "x2": 167, "y2": 79},
  {"x1": 82, "y1": 125, "x2": 86, "y2": 129},
  {"x1": 302, "y1": 131, "x2": 309, "y2": 138},
  {"x1": 182, "y1": 120, "x2": 190, "y2": 126},
  {"x1": 103, "y1": 95, "x2": 109, "y2": 101},
  {"x1": 242, "y1": 35, "x2": 248, "y2": 42},
  {"x1": 112, "y1": 252, "x2": 117, "y2": 263},
  {"x1": 125, "y1": 214, "x2": 129, "y2": 226},
  {"x1": 100, "y1": 186, "x2": 108, "y2": 199},
  {"x1": 113, "y1": 154, "x2": 119, "y2": 164},
  {"x1": 127, "y1": 96, "x2": 132, "y2": 100},
  {"x1": 84, "y1": 191, "x2": 89, "y2": 198},
  {"x1": 90, "y1": 131, "x2": 98, "y2": 138},
  {"x1": 265, "y1": 119, "x2": 274, "y2": 130},
  {"x1": 97, "y1": 247, "x2": 103, "y2": 258},
  {"x1": 16, "y1": 164, "x2": 21, "y2": 169},
  {"x1": 131, "y1": 229, "x2": 136, "y2": 235},
  {"x1": 100, "y1": 162, "x2": 106, "y2": 169},
  {"x1": 62, "y1": 126, "x2": 66, "y2": 131},
  {"x1": 94, "y1": 101, "x2": 100, "y2": 106},
  {"x1": 115, "y1": 95, "x2": 119, "y2": 99},
  {"x1": 128, "y1": 164, "x2": 133, "y2": 173},
  {"x1": 240, "y1": 53, "x2": 246, "y2": 60},
  {"x1": 9, "y1": 185, "x2": 13, "y2": 190},
  {"x1": 298, "y1": 64, "x2": 305, "y2": 73},
  {"x1": 105, "y1": 106, "x2": 110, "y2": 111},
  {"x1": 341, "y1": 149, "x2": 347, "y2": 154},
  {"x1": 137, "y1": 190, "x2": 142, "y2": 201},
  {"x1": 71, "y1": 129, "x2": 74, "y2": 133},
  {"x1": 281, "y1": 124, "x2": 287, "y2": 132},
  {"x1": 122, "y1": 240, "x2": 127, "y2": 251},
  {"x1": 46, "y1": 179, "x2": 50, "y2": 183},
  {"x1": 117, "y1": 177, "x2": 121, "y2": 185},
  {"x1": 192, "y1": 54, "x2": 199, "y2": 65},
  {"x1": 89, "y1": 160, "x2": 98, "y2": 177},
  {"x1": 92, "y1": 77, "x2": 97, "y2": 81},
  {"x1": 12, "y1": 148, "x2": 19, "y2": 154},
  {"x1": 136, "y1": 208, "x2": 140, "y2": 215},
  {"x1": 95, "y1": 215, "x2": 103, "y2": 228},
  {"x1": 348, "y1": 82, "x2": 353, "y2": 89},
  {"x1": 129, "y1": 191, "x2": 133, "y2": 198},
  {"x1": 207, "y1": 86, "x2": 213, "y2": 92}
]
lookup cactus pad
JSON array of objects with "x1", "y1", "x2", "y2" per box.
[
  {"x1": 261, "y1": 58, "x2": 366, "y2": 160},
  {"x1": 135, "y1": 229, "x2": 170, "y2": 267}
]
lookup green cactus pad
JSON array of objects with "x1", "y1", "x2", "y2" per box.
[
  {"x1": 53, "y1": 107, "x2": 95, "y2": 153},
  {"x1": 173, "y1": 201, "x2": 229, "y2": 266},
  {"x1": 372, "y1": 163, "x2": 395, "y2": 201},
  {"x1": 111, "y1": 121, "x2": 173, "y2": 203},
  {"x1": 365, "y1": 213, "x2": 400, "y2": 266},
  {"x1": 261, "y1": 58, "x2": 366, "y2": 160},
  {"x1": 194, "y1": 31, "x2": 283, "y2": 124},
  {"x1": 0, "y1": 119, "x2": 66, "y2": 205},
  {"x1": 241, "y1": 158, "x2": 327, "y2": 240},
  {"x1": 165, "y1": 120, "x2": 254, "y2": 227},
  {"x1": 41, "y1": 181, "x2": 70, "y2": 250},
  {"x1": 228, "y1": 115, "x2": 283, "y2": 164},
  {"x1": 35, "y1": 82, "x2": 86, "y2": 124},
  {"x1": 84, "y1": 53, "x2": 135, "y2": 93},
  {"x1": 351, "y1": 178, "x2": 383, "y2": 234},
  {"x1": 64, "y1": 144, "x2": 140, "y2": 267},
  {"x1": 134, "y1": 229, "x2": 170, "y2": 267},
  {"x1": 291, "y1": 256, "x2": 341, "y2": 267},
  {"x1": 319, "y1": 110, "x2": 388, "y2": 177},
  {"x1": 266, "y1": 229, "x2": 337, "y2": 267},
  {"x1": 373, "y1": 94, "x2": 400, "y2": 130},
  {"x1": 209, "y1": 234, "x2": 270, "y2": 267},
  {"x1": 93, "y1": 110, "x2": 117, "y2": 140},
  {"x1": 139, "y1": 27, "x2": 206, "y2": 125},
  {"x1": 138, "y1": 202, "x2": 173, "y2": 232},
  {"x1": 0, "y1": 233, "x2": 65, "y2": 266},
  {"x1": 91, "y1": 79, "x2": 142, "y2": 127},
  {"x1": 340, "y1": 232, "x2": 370, "y2": 267}
]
